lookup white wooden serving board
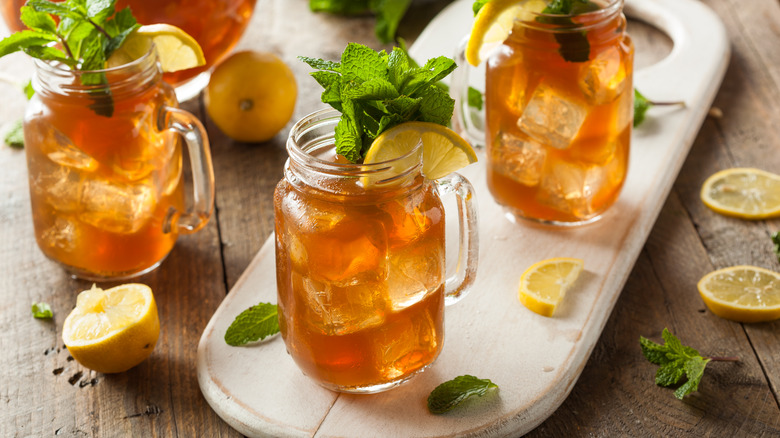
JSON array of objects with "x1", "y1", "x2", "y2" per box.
[{"x1": 197, "y1": 0, "x2": 729, "y2": 436}]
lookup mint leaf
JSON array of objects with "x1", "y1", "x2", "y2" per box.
[
  {"x1": 400, "y1": 56, "x2": 456, "y2": 96},
  {"x1": 224, "y1": 302, "x2": 280, "y2": 346},
  {"x1": 467, "y1": 87, "x2": 483, "y2": 110},
  {"x1": 23, "y1": 80, "x2": 34, "y2": 99},
  {"x1": 417, "y1": 85, "x2": 454, "y2": 126},
  {"x1": 0, "y1": 30, "x2": 57, "y2": 57},
  {"x1": 634, "y1": 89, "x2": 651, "y2": 127},
  {"x1": 309, "y1": 0, "x2": 370, "y2": 15},
  {"x1": 371, "y1": 0, "x2": 412, "y2": 44},
  {"x1": 342, "y1": 77, "x2": 399, "y2": 101},
  {"x1": 427, "y1": 375, "x2": 498, "y2": 414},
  {"x1": 639, "y1": 328, "x2": 714, "y2": 399},
  {"x1": 4, "y1": 120, "x2": 25, "y2": 148},
  {"x1": 102, "y1": 7, "x2": 139, "y2": 58},
  {"x1": 473, "y1": 0, "x2": 491, "y2": 16},
  {"x1": 772, "y1": 231, "x2": 780, "y2": 263},
  {"x1": 340, "y1": 43, "x2": 388, "y2": 83},
  {"x1": 32, "y1": 302, "x2": 53, "y2": 319},
  {"x1": 299, "y1": 56, "x2": 341, "y2": 72},
  {"x1": 538, "y1": 0, "x2": 598, "y2": 63},
  {"x1": 20, "y1": 5, "x2": 57, "y2": 33}
]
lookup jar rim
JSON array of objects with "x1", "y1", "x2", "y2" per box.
[
  {"x1": 32, "y1": 44, "x2": 158, "y2": 77},
  {"x1": 517, "y1": 0, "x2": 623, "y2": 32},
  {"x1": 286, "y1": 107, "x2": 423, "y2": 179}
]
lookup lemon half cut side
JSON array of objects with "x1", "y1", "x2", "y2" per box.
[
  {"x1": 698, "y1": 266, "x2": 780, "y2": 323},
  {"x1": 700, "y1": 168, "x2": 780, "y2": 219},
  {"x1": 63, "y1": 283, "x2": 160, "y2": 374}
]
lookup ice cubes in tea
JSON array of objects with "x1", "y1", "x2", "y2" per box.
[
  {"x1": 578, "y1": 46, "x2": 627, "y2": 105},
  {"x1": 80, "y1": 178, "x2": 156, "y2": 234},
  {"x1": 299, "y1": 274, "x2": 386, "y2": 336},
  {"x1": 40, "y1": 217, "x2": 79, "y2": 252},
  {"x1": 517, "y1": 83, "x2": 587, "y2": 150},
  {"x1": 537, "y1": 160, "x2": 606, "y2": 217},
  {"x1": 491, "y1": 131, "x2": 546, "y2": 186}
]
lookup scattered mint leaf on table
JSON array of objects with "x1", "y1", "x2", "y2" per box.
[
  {"x1": 428, "y1": 375, "x2": 498, "y2": 414},
  {"x1": 300, "y1": 42, "x2": 456, "y2": 163},
  {"x1": 634, "y1": 89, "x2": 685, "y2": 127},
  {"x1": 32, "y1": 302, "x2": 53, "y2": 319},
  {"x1": 771, "y1": 231, "x2": 780, "y2": 263},
  {"x1": 224, "y1": 302, "x2": 280, "y2": 346},
  {"x1": 640, "y1": 328, "x2": 738, "y2": 399},
  {"x1": 4, "y1": 120, "x2": 25, "y2": 148}
]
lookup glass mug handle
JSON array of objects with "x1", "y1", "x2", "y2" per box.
[
  {"x1": 159, "y1": 106, "x2": 216, "y2": 234},
  {"x1": 435, "y1": 172, "x2": 479, "y2": 306},
  {"x1": 451, "y1": 36, "x2": 486, "y2": 148}
]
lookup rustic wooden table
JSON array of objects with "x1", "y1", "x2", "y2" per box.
[{"x1": 1, "y1": 0, "x2": 779, "y2": 436}]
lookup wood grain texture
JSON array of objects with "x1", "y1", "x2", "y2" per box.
[{"x1": 2, "y1": 0, "x2": 780, "y2": 436}]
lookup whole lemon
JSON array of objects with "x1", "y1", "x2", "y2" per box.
[{"x1": 205, "y1": 51, "x2": 297, "y2": 142}]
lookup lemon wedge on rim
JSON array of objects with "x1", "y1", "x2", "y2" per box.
[
  {"x1": 362, "y1": 122, "x2": 477, "y2": 185},
  {"x1": 107, "y1": 24, "x2": 206, "y2": 72},
  {"x1": 465, "y1": 0, "x2": 547, "y2": 66},
  {"x1": 698, "y1": 266, "x2": 780, "y2": 323},
  {"x1": 518, "y1": 257, "x2": 584, "y2": 317},
  {"x1": 63, "y1": 283, "x2": 160, "y2": 374},
  {"x1": 700, "y1": 168, "x2": 780, "y2": 219}
]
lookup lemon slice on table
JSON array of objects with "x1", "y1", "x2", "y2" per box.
[
  {"x1": 465, "y1": 0, "x2": 547, "y2": 66},
  {"x1": 63, "y1": 283, "x2": 160, "y2": 374},
  {"x1": 698, "y1": 266, "x2": 780, "y2": 323},
  {"x1": 107, "y1": 24, "x2": 206, "y2": 72},
  {"x1": 362, "y1": 122, "x2": 478, "y2": 184},
  {"x1": 700, "y1": 168, "x2": 780, "y2": 219},
  {"x1": 518, "y1": 258, "x2": 584, "y2": 317}
]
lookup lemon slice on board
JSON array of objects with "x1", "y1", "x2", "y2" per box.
[
  {"x1": 700, "y1": 168, "x2": 780, "y2": 219},
  {"x1": 63, "y1": 283, "x2": 160, "y2": 373},
  {"x1": 107, "y1": 24, "x2": 206, "y2": 72},
  {"x1": 697, "y1": 265, "x2": 780, "y2": 323},
  {"x1": 362, "y1": 122, "x2": 478, "y2": 184},
  {"x1": 465, "y1": 0, "x2": 547, "y2": 66},
  {"x1": 519, "y1": 257, "x2": 584, "y2": 317}
]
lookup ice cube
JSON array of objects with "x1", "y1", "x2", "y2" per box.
[
  {"x1": 383, "y1": 188, "x2": 441, "y2": 247},
  {"x1": 537, "y1": 161, "x2": 605, "y2": 217},
  {"x1": 40, "y1": 217, "x2": 79, "y2": 252},
  {"x1": 30, "y1": 162, "x2": 84, "y2": 213},
  {"x1": 301, "y1": 275, "x2": 386, "y2": 336},
  {"x1": 112, "y1": 113, "x2": 170, "y2": 181},
  {"x1": 28, "y1": 122, "x2": 98, "y2": 171},
  {"x1": 80, "y1": 178, "x2": 156, "y2": 234},
  {"x1": 578, "y1": 47, "x2": 627, "y2": 105},
  {"x1": 312, "y1": 232, "x2": 388, "y2": 287},
  {"x1": 386, "y1": 243, "x2": 444, "y2": 311},
  {"x1": 517, "y1": 83, "x2": 587, "y2": 150},
  {"x1": 376, "y1": 305, "x2": 438, "y2": 379},
  {"x1": 491, "y1": 131, "x2": 547, "y2": 186}
]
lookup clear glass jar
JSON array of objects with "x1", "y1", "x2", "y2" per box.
[
  {"x1": 24, "y1": 47, "x2": 215, "y2": 280},
  {"x1": 274, "y1": 108, "x2": 479, "y2": 393}
]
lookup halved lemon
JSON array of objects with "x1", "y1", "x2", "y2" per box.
[
  {"x1": 700, "y1": 168, "x2": 780, "y2": 219},
  {"x1": 362, "y1": 122, "x2": 478, "y2": 184},
  {"x1": 107, "y1": 24, "x2": 206, "y2": 72},
  {"x1": 697, "y1": 265, "x2": 780, "y2": 323},
  {"x1": 63, "y1": 283, "x2": 160, "y2": 374},
  {"x1": 519, "y1": 257, "x2": 584, "y2": 317},
  {"x1": 465, "y1": 0, "x2": 547, "y2": 66}
]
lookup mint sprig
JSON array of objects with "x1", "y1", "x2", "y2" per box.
[
  {"x1": 633, "y1": 89, "x2": 685, "y2": 127},
  {"x1": 300, "y1": 43, "x2": 456, "y2": 162},
  {"x1": 4, "y1": 120, "x2": 25, "y2": 149},
  {"x1": 771, "y1": 231, "x2": 780, "y2": 263},
  {"x1": 640, "y1": 328, "x2": 738, "y2": 399},
  {"x1": 427, "y1": 375, "x2": 498, "y2": 414},
  {"x1": 224, "y1": 302, "x2": 280, "y2": 346},
  {"x1": 537, "y1": 0, "x2": 599, "y2": 63},
  {"x1": 0, "y1": 0, "x2": 141, "y2": 117},
  {"x1": 309, "y1": 0, "x2": 412, "y2": 44},
  {"x1": 32, "y1": 301, "x2": 53, "y2": 319}
]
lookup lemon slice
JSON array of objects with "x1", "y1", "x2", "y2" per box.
[
  {"x1": 363, "y1": 122, "x2": 478, "y2": 184},
  {"x1": 700, "y1": 168, "x2": 780, "y2": 219},
  {"x1": 698, "y1": 266, "x2": 780, "y2": 323},
  {"x1": 107, "y1": 24, "x2": 206, "y2": 72},
  {"x1": 519, "y1": 257, "x2": 584, "y2": 317},
  {"x1": 465, "y1": 0, "x2": 547, "y2": 66},
  {"x1": 63, "y1": 283, "x2": 160, "y2": 373}
]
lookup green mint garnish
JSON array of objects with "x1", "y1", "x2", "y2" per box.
[
  {"x1": 32, "y1": 302, "x2": 53, "y2": 319},
  {"x1": 472, "y1": 0, "x2": 491, "y2": 16},
  {"x1": 0, "y1": 0, "x2": 141, "y2": 117},
  {"x1": 308, "y1": 0, "x2": 412, "y2": 44},
  {"x1": 537, "y1": 0, "x2": 599, "y2": 63},
  {"x1": 640, "y1": 328, "x2": 738, "y2": 399},
  {"x1": 633, "y1": 89, "x2": 685, "y2": 127},
  {"x1": 23, "y1": 79, "x2": 35, "y2": 99},
  {"x1": 300, "y1": 43, "x2": 456, "y2": 163},
  {"x1": 427, "y1": 375, "x2": 498, "y2": 414},
  {"x1": 4, "y1": 120, "x2": 25, "y2": 149},
  {"x1": 467, "y1": 86, "x2": 484, "y2": 111},
  {"x1": 224, "y1": 302, "x2": 280, "y2": 346},
  {"x1": 771, "y1": 231, "x2": 780, "y2": 263}
]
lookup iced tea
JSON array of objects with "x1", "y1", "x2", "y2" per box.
[
  {"x1": 485, "y1": 0, "x2": 634, "y2": 224},
  {"x1": 24, "y1": 49, "x2": 213, "y2": 279},
  {"x1": 275, "y1": 146, "x2": 446, "y2": 392},
  {"x1": 2, "y1": 0, "x2": 256, "y2": 84}
]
